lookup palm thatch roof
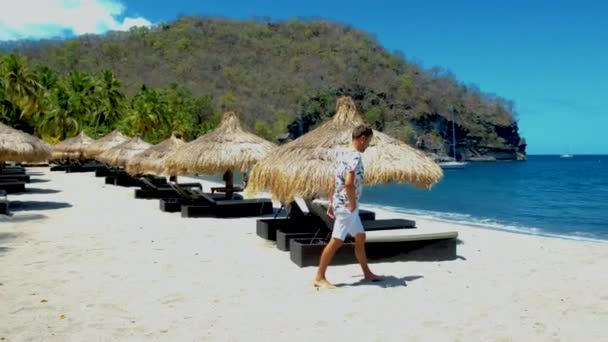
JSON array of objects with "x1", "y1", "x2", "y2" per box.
[
  {"x1": 246, "y1": 96, "x2": 443, "y2": 202},
  {"x1": 96, "y1": 136, "x2": 152, "y2": 168},
  {"x1": 125, "y1": 133, "x2": 185, "y2": 176},
  {"x1": 82, "y1": 130, "x2": 129, "y2": 159},
  {"x1": 0, "y1": 122, "x2": 52, "y2": 163},
  {"x1": 164, "y1": 111, "x2": 277, "y2": 175},
  {"x1": 51, "y1": 131, "x2": 95, "y2": 160}
]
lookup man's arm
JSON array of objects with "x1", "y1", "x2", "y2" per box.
[
  {"x1": 344, "y1": 170, "x2": 356, "y2": 211},
  {"x1": 326, "y1": 181, "x2": 335, "y2": 218}
]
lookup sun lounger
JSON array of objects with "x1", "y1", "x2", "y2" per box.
[
  {"x1": 0, "y1": 167, "x2": 26, "y2": 175},
  {"x1": 103, "y1": 170, "x2": 159, "y2": 187},
  {"x1": 210, "y1": 186, "x2": 244, "y2": 199},
  {"x1": 113, "y1": 170, "x2": 145, "y2": 187},
  {"x1": 0, "y1": 190, "x2": 8, "y2": 215},
  {"x1": 65, "y1": 161, "x2": 105, "y2": 173},
  {"x1": 0, "y1": 181, "x2": 26, "y2": 194},
  {"x1": 1, "y1": 165, "x2": 25, "y2": 170},
  {"x1": 276, "y1": 218, "x2": 417, "y2": 251},
  {"x1": 304, "y1": 199, "x2": 415, "y2": 232},
  {"x1": 256, "y1": 203, "x2": 376, "y2": 241},
  {"x1": 256, "y1": 200, "x2": 374, "y2": 237},
  {"x1": 50, "y1": 160, "x2": 70, "y2": 171},
  {"x1": 159, "y1": 185, "x2": 243, "y2": 212},
  {"x1": 165, "y1": 183, "x2": 273, "y2": 218},
  {"x1": 134, "y1": 178, "x2": 202, "y2": 199},
  {"x1": 256, "y1": 200, "x2": 415, "y2": 250},
  {"x1": 0, "y1": 174, "x2": 30, "y2": 183},
  {"x1": 95, "y1": 166, "x2": 111, "y2": 177},
  {"x1": 289, "y1": 230, "x2": 459, "y2": 267}
]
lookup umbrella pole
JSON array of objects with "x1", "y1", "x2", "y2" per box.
[{"x1": 223, "y1": 170, "x2": 234, "y2": 199}]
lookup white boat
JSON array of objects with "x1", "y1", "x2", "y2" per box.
[
  {"x1": 439, "y1": 109, "x2": 467, "y2": 169},
  {"x1": 560, "y1": 145, "x2": 574, "y2": 158},
  {"x1": 438, "y1": 160, "x2": 467, "y2": 169}
]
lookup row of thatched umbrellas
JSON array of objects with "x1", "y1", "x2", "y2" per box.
[{"x1": 1, "y1": 97, "x2": 443, "y2": 201}]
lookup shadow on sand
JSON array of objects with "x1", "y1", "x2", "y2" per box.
[
  {"x1": 0, "y1": 213, "x2": 48, "y2": 222},
  {"x1": 23, "y1": 188, "x2": 62, "y2": 194},
  {"x1": 0, "y1": 232, "x2": 20, "y2": 256},
  {"x1": 335, "y1": 275, "x2": 424, "y2": 288},
  {"x1": 9, "y1": 201, "x2": 72, "y2": 212},
  {"x1": 28, "y1": 178, "x2": 50, "y2": 184}
]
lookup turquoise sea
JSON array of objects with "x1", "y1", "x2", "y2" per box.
[{"x1": 363, "y1": 155, "x2": 608, "y2": 241}]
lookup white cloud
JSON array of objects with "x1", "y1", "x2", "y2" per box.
[{"x1": 0, "y1": 0, "x2": 152, "y2": 41}]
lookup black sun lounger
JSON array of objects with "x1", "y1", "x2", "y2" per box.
[
  {"x1": 282, "y1": 199, "x2": 457, "y2": 266},
  {"x1": 0, "y1": 167, "x2": 26, "y2": 175},
  {"x1": 256, "y1": 200, "x2": 416, "y2": 249},
  {"x1": 0, "y1": 174, "x2": 30, "y2": 183},
  {"x1": 0, "y1": 181, "x2": 26, "y2": 194},
  {"x1": 159, "y1": 184, "x2": 244, "y2": 213},
  {"x1": 134, "y1": 178, "x2": 202, "y2": 199},
  {"x1": 288, "y1": 230, "x2": 459, "y2": 267},
  {"x1": 0, "y1": 190, "x2": 8, "y2": 215},
  {"x1": 256, "y1": 201, "x2": 375, "y2": 241},
  {"x1": 112, "y1": 170, "x2": 146, "y2": 187},
  {"x1": 94, "y1": 165, "x2": 112, "y2": 177},
  {"x1": 166, "y1": 183, "x2": 273, "y2": 218},
  {"x1": 65, "y1": 161, "x2": 106, "y2": 173}
]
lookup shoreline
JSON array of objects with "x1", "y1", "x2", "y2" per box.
[
  {"x1": 196, "y1": 174, "x2": 608, "y2": 243},
  {"x1": 363, "y1": 204, "x2": 608, "y2": 244},
  {"x1": 1, "y1": 167, "x2": 607, "y2": 341}
]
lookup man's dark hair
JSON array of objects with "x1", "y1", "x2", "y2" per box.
[{"x1": 352, "y1": 124, "x2": 373, "y2": 139}]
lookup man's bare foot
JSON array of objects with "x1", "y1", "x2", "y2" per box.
[
  {"x1": 364, "y1": 273, "x2": 383, "y2": 282},
  {"x1": 313, "y1": 278, "x2": 336, "y2": 289}
]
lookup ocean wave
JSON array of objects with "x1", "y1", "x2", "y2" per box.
[{"x1": 363, "y1": 204, "x2": 608, "y2": 243}]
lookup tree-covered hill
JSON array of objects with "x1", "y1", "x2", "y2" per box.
[{"x1": 1, "y1": 16, "x2": 526, "y2": 160}]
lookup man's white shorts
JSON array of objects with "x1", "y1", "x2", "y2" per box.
[{"x1": 332, "y1": 207, "x2": 364, "y2": 241}]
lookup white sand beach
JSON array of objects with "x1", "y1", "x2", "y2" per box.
[{"x1": 1, "y1": 168, "x2": 607, "y2": 341}]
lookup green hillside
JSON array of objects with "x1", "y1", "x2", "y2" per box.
[{"x1": 1, "y1": 16, "x2": 526, "y2": 160}]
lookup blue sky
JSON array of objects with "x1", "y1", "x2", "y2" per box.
[{"x1": 1, "y1": 0, "x2": 606, "y2": 154}]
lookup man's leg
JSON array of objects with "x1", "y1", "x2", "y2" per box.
[
  {"x1": 354, "y1": 233, "x2": 381, "y2": 281},
  {"x1": 314, "y1": 238, "x2": 344, "y2": 288}
]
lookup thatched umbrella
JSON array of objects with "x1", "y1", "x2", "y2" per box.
[
  {"x1": 0, "y1": 122, "x2": 52, "y2": 164},
  {"x1": 125, "y1": 133, "x2": 185, "y2": 176},
  {"x1": 164, "y1": 111, "x2": 276, "y2": 187},
  {"x1": 96, "y1": 136, "x2": 152, "y2": 168},
  {"x1": 246, "y1": 96, "x2": 443, "y2": 202},
  {"x1": 82, "y1": 130, "x2": 129, "y2": 160},
  {"x1": 51, "y1": 131, "x2": 95, "y2": 161}
]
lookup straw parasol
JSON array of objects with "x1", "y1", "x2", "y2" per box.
[
  {"x1": 96, "y1": 135, "x2": 152, "y2": 168},
  {"x1": 125, "y1": 133, "x2": 185, "y2": 176},
  {"x1": 82, "y1": 129, "x2": 129, "y2": 160},
  {"x1": 51, "y1": 131, "x2": 95, "y2": 161},
  {"x1": 0, "y1": 122, "x2": 52, "y2": 163},
  {"x1": 246, "y1": 96, "x2": 443, "y2": 202},
  {"x1": 164, "y1": 111, "x2": 277, "y2": 186}
]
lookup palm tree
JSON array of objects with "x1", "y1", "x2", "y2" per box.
[
  {"x1": 1, "y1": 54, "x2": 43, "y2": 119},
  {"x1": 93, "y1": 70, "x2": 125, "y2": 134},
  {"x1": 0, "y1": 77, "x2": 15, "y2": 124},
  {"x1": 36, "y1": 66, "x2": 59, "y2": 91},
  {"x1": 66, "y1": 71, "x2": 96, "y2": 122},
  {"x1": 39, "y1": 83, "x2": 80, "y2": 140},
  {"x1": 127, "y1": 85, "x2": 168, "y2": 139}
]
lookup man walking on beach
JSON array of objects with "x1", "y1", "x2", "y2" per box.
[{"x1": 314, "y1": 124, "x2": 382, "y2": 288}]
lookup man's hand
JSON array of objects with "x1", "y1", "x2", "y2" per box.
[{"x1": 327, "y1": 205, "x2": 335, "y2": 219}]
